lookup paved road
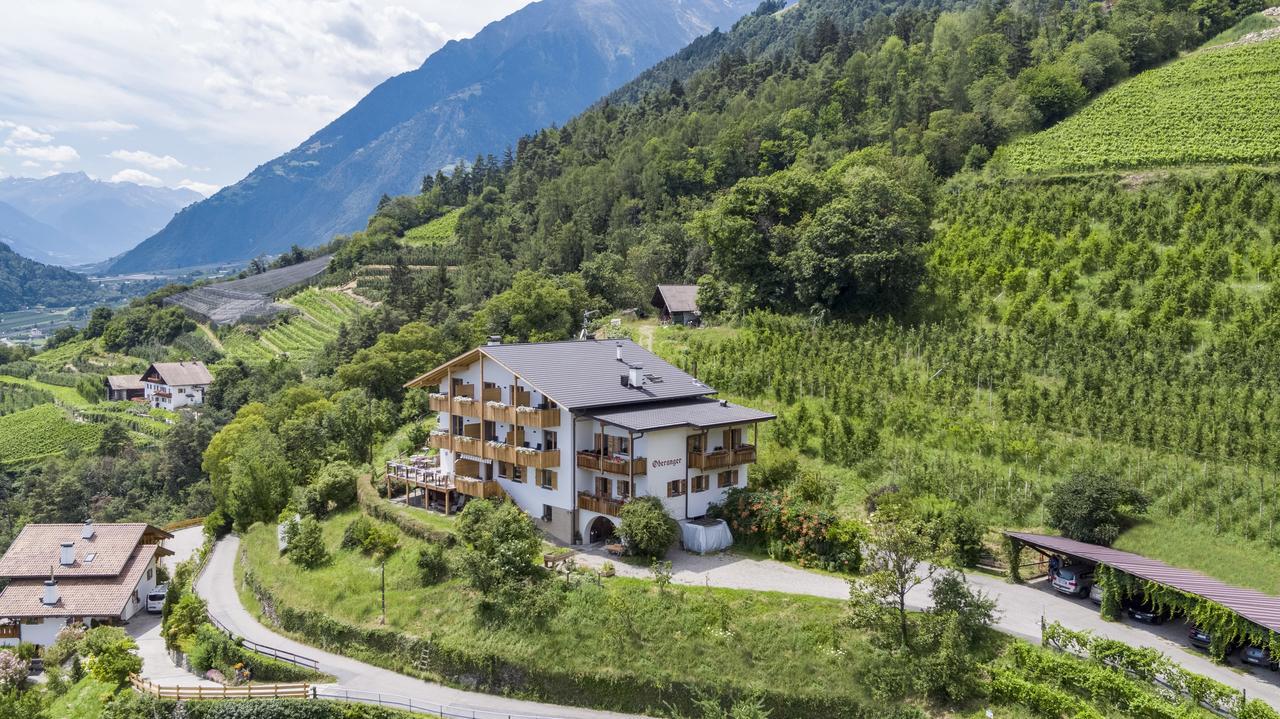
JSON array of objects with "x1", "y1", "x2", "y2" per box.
[
  {"x1": 572, "y1": 547, "x2": 1280, "y2": 707},
  {"x1": 196, "y1": 536, "x2": 647, "y2": 719},
  {"x1": 129, "y1": 526, "x2": 220, "y2": 687}
]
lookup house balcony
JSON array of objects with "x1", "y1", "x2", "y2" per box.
[
  {"x1": 688, "y1": 444, "x2": 758, "y2": 470},
  {"x1": 455, "y1": 475, "x2": 504, "y2": 499},
  {"x1": 481, "y1": 386, "x2": 502, "y2": 402},
  {"x1": 428, "y1": 393, "x2": 450, "y2": 413},
  {"x1": 576, "y1": 450, "x2": 647, "y2": 476},
  {"x1": 514, "y1": 405, "x2": 561, "y2": 428},
  {"x1": 516, "y1": 446, "x2": 561, "y2": 470},
  {"x1": 427, "y1": 432, "x2": 449, "y2": 451},
  {"x1": 454, "y1": 435, "x2": 484, "y2": 457},
  {"x1": 577, "y1": 492, "x2": 625, "y2": 517},
  {"x1": 452, "y1": 397, "x2": 483, "y2": 419}
]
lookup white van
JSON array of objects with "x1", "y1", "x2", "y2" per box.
[{"x1": 146, "y1": 585, "x2": 167, "y2": 614}]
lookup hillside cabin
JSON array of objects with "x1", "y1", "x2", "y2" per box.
[
  {"x1": 142, "y1": 361, "x2": 213, "y2": 410},
  {"x1": 652, "y1": 285, "x2": 700, "y2": 326},
  {"x1": 402, "y1": 338, "x2": 773, "y2": 549},
  {"x1": 0, "y1": 521, "x2": 172, "y2": 646},
  {"x1": 105, "y1": 375, "x2": 146, "y2": 402}
]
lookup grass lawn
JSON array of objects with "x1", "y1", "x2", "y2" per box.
[
  {"x1": 241, "y1": 510, "x2": 880, "y2": 706},
  {"x1": 1114, "y1": 517, "x2": 1280, "y2": 595},
  {"x1": 48, "y1": 676, "x2": 117, "y2": 719}
]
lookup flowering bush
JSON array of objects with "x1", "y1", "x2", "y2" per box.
[
  {"x1": 711, "y1": 488, "x2": 864, "y2": 572},
  {"x1": 0, "y1": 650, "x2": 27, "y2": 688}
]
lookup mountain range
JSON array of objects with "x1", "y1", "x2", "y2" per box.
[
  {"x1": 108, "y1": 0, "x2": 758, "y2": 273},
  {"x1": 0, "y1": 173, "x2": 200, "y2": 267}
]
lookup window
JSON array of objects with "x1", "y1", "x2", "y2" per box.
[
  {"x1": 146, "y1": 567, "x2": 153, "y2": 581},
  {"x1": 511, "y1": 465, "x2": 524, "y2": 482},
  {"x1": 544, "y1": 430, "x2": 558, "y2": 451},
  {"x1": 692, "y1": 474, "x2": 709, "y2": 493},
  {"x1": 667, "y1": 479, "x2": 687, "y2": 497},
  {"x1": 538, "y1": 469, "x2": 556, "y2": 490},
  {"x1": 598, "y1": 434, "x2": 630, "y2": 456},
  {"x1": 541, "y1": 505, "x2": 553, "y2": 522},
  {"x1": 717, "y1": 470, "x2": 737, "y2": 488},
  {"x1": 616, "y1": 479, "x2": 632, "y2": 499},
  {"x1": 595, "y1": 476, "x2": 609, "y2": 496},
  {"x1": 21, "y1": 618, "x2": 41, "y2": 625}
]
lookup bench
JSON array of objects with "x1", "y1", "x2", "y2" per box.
[{"x1": 543, "y1": 550, "x2": 575, "y2": 569}]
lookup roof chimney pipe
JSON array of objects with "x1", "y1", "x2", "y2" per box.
[
  {"x1": 42, "y1": 579, "x2": 59, "y2": 606},
  {"x1": 628, "y1": 363, "x2": 643, "y2": 389},
  {"x1": 487, "y1": 335, "x2": 501, "y2": 346},
  {"x1": 81, "y1": 519, "x2": 94, "y2": 540},
  {"x1": 59, "y1": 542, "x2": 74, "y2": 567},
  {"x1": 615, "y1": 341, "x2": 623, "y2": 362}
]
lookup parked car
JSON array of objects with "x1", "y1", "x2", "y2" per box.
[
  {"x1": 1089, "y1": 583, "x2": 1104, "y2": 605},
  {"x1": 1123, "y1": 597, "x2": 1168, "y2": 625},
  {"x1": 1188, "y1": 625, "x2": 1237, "y2": 655},
  {"x1": 1052, "y1": 565, "x2": 1096, "y2": 597},
  {"x1": 146, "y1": 585, "x2": 168, "y2": 614},
  {"x1": 1242, "y1": 645, "x2": 1278, "y2": 671}
]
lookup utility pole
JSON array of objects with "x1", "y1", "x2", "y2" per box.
[{"x1": 380, "y1": 560, "x2": 386, "y2": 625}]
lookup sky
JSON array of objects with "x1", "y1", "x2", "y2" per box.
[{"x1": 0, "y1": 0, "x2": 528, "y2": 196}]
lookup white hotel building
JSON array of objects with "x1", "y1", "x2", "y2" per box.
[{"x1": 402, "y1": 338, "x2": 773, "y2": 545}]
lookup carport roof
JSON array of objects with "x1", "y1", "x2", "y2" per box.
[{"x1": 1006, "y1": 531, "x2": 1280, "y2": 635}]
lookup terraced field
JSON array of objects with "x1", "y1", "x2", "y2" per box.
[
  {"x1": 0, "y1": 404, "x2": 103, "y2": 465},
  {"x1": 222, "y1": 288, "x2": 364, "y2": 363},
  {"x1": 996, "y1": 36, "x2": 1280, "y2": 173},
  {"x1": 402, "y1": 207, "x2": 461, "y2": 246}
]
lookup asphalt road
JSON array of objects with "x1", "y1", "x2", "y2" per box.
[{"x1": 196, "y1": 536, "x2": 648, "y2": 719}]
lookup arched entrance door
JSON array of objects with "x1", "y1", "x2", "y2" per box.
[{"x1": 587, "y1": 515, "x2": 617, "y2": 544}]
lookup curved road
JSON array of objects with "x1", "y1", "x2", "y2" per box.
[{"x1": 196, "y1": 536, "x2": 646, "y2": 719}]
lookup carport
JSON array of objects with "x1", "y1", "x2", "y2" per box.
[{"x1": 1005, "y1": 531, "x2": 1280, "y2": 654}]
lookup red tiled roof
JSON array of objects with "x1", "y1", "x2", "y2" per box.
[
  {"x1": 0, "y1": 523, "x2": 172, "y2": 579},
  {"x1": 0, "y1": 544, "x2": 159, "y2": 619},
  {"x1": 1006, "y1": 531, "x2": 1280, "y2": 634}
]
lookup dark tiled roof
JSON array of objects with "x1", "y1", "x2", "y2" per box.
[
  {"x1": 654, "y1": 285, "x2": 700, "y2": 314},
  {"x1": 142, "y1": 361, "x2": 212, "y2": 387},
  {"x1": 586, "y1": 397, "x2": 775, "y2": 432},
  {"x1": 0, "y1": 544, "x2": 159, "y2": 618},
  {"x1": 1006, "y1": 531, "x2": 1280, "y2": 635},
  {"x1": 0, "y1": 523, "x2": 171, "y2": 579}
]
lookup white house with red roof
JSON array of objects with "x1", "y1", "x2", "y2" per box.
[
  {"x1": 0, "y1": 521, "x2": 172, "y2": 646},
  {"x1": 141, "y1": 361, "x2": 213, "y2": 410}
]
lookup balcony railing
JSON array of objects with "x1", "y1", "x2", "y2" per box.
[
  {"x1": 454, "y1": 435, "x2": 484, "y2": 457},
  {"x1": 481, "y1": 386, "x2": 502, "y2": 402},
  {"x1": 455, "y1": 475, "x2": 504, "y2": 499},
  {"x1": 517, "y1": 447, "x2": 560, "y2": 469},
  {"x1": 434, "y1": 433, "x2": 560, "y2": 468},
  {"x1": 514, "y1": 406, "x2": 560, "y2": 428},
  {"x1": 577, "y1": 492, "x2": 625, "y2": 517},
  {"x1": 451, "y1": 396, "x2": 482, "y2": 419},
  {"x1": 576, "y1": 451, "x2": 646, "y2": 475},
  {"x1": 428, "y1": 393, "x2": 450, "y2": 413},
  {"x1": 689, "y1": 444, "x2": 758, "y2": 470},
  {"x1": 426, "y1": 433, "x2": 449, "y2": 451}
]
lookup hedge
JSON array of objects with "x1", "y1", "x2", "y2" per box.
[
  {"x1": 241, "y1": 567, "x2": 922, "y2": 719},
  {"x1": 108, "y1": 696, "x2": 418, "y2": 719}
]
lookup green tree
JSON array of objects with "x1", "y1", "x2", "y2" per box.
[
  {"x1": 287, "y1": 516, "x2": 330, "y2": 569},
  {"x1": 1045, "y1": 471, "x2": 1149, "y2": 545},
  {"x1": 96, "y1": 421, "x2": 133, "y2": 458},
  {"x1": 617, "y1": 496, "x2": 678, "y2": 559},
  {"x1": 848, "y1": 507, "x2": 945, "y2": 648},
  {"x1": 471, "y1": 270, "x2": 589, "y2": 342}
]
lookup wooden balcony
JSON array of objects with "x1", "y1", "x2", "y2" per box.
[
  {"x1": 455, "y1": 476, "x2": 503, "y2": 499},
  {"x1": 0, "y1": 623, "x2": 19, "y2": 639},
  {"x1": 576, "y1": 451, "x2": 646, "y2": 475},
  {"x1": 578, "y1": 492, "x2": 625, "y2": 517},
  {"x1": 481, "y1": 386, "x2": 502, "y2": 402},
  {"x1": 451, "y1": 382, "x2": 475, "y2": 399},
  {"x1": 517, "y1": 447, "x2": 560, "y2": 470},
  {"x1": 514, "y1": 406, "x2": 561, "y2": 428},
  {"x1": 428, "y1": 393, "x2": 450, "y2": 413},
  {"x1": 688, "y1": 445, "x2": 758, "y2": 470},
  {"x1": 485, "y1": 403, "x2": 516, "y2": 425},
  {"x1": 452, "y1": 397, "x2": 482, "y2": 419},
  {"x1": 454, "y1": 435, "x2": 484, "y2": 457},
  {"x1": 427, "y1": 433, "x2": 449, "y2": 451},
  {"x1": 487, "y1": 441, "x2": 517, "y2": 465}
]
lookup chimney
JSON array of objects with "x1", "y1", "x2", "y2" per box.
[
  {"x1": 615, "y1": 342, "x2": 623, "y2": 362},
  {"x1": 59, "y1": 542, "x2": 75, "y2": 566},
  {"x1": 81, "y1": 519, "x2": 94, "y2": 540},
  {"x1": 487, "y1": 335, "x2": 501, "y2": 346},
  {"x1": 42, "y1": 579, "x2": 59, "y2": 606},
  {"x1": 628, "y1": 364, "x2": 643, "y2": 389}
]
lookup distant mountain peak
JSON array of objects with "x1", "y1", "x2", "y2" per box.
[{"x1": 109, "y1": 0, "x2": 757, "y2": 273}]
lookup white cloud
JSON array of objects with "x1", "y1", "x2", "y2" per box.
[
  {"x1": 70, "y1": 119, "x2": 137, "y2": 132},
  {"x1": 108, "y1": 148, "x2": 184, "y2": 170},
  {"x1": 13, "y1": 144, "x2": 80, "y2": 163},
  {"x1": 5, "y1": 125, "x2": 53, "y2": 145},
  {"x1": 177, "y1": 179, "x2": 220, "y2": 196},
  {"x1": 109, "y1": 168, "x2": 162, "y2": 186}
]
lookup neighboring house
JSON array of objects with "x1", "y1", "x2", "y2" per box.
[
  {"x1": 105, "y1": 375, "x2": 146, "y2": 402},
  {"x1": 141, "y1": 361, "x2": 213, "y2": 410},
  {"x1": 0, "y1": 521, "x2": 172, "y2": 646},
  {"x1": 404, "y1": 338, "x2": 773, "y2": 545},
  {"x1": 652, "y1": 284, "x2": 700, "y2": 326}
]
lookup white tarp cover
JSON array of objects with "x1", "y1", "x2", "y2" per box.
[{"x1": 680, "y1": 519, "x2": 733, "y2": 554}]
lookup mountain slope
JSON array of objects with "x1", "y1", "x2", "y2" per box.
[
  {"x1": 0, "y1": 199, "x2": 80, "y2": 266},
  {"x1": 0, "y1": 242, "x2": 101, "y2": 312},
  {"x1": 995, "y1": 33, "x2": 1280, "y2": 174},
  {"x1": 109, "y1": 0, "x2": 757, "y2": 273},
  {"x1": 0, "y1": 172, "x2": 200, "y2": 265}
]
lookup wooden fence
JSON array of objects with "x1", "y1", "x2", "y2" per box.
[{"x1": 130, "y1": 674, "x2": 312, "y2": 700}]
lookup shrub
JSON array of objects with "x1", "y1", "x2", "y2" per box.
[
  {"x1": 1046, "y1": 471, "x2": 1149, "y2": 546},
  {"x1": 43, "y1": 623, "x2": 86, "y2": 666},
  {"x1": 416, "y1": 543, "x2": 449, "y2": 585},
  {"x1": 712, "y1": 488, "x2": 863, "y2": 572},
  {"x1": 83, "y1": 627, "x2": 141, "y2": 687},
  {"x1": 617, "y1": 496, "x2": 678, "y2": 559},
  {"x1": 0, "y1": 650, "x2": 27, "y2": 688},
  {"x1": 287, "y1": 516, "x2": 330, "y2": 568},
  {"x1": 305, "y1": 461, "x2": 358, "y2": 517},
  {"x1": 164, "y1": 592, "x2": 208, "y2": 649},
  {"x1": 342, "y1": 515, "x2": 400, "y2": 559}
]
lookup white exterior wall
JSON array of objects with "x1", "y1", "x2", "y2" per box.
[
  {"x1": 145, "y1": 382, "x2": 206, "y2": 410},
  {"x1": 18, "y1": 617, "x2": 67, "y2": 647}
]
